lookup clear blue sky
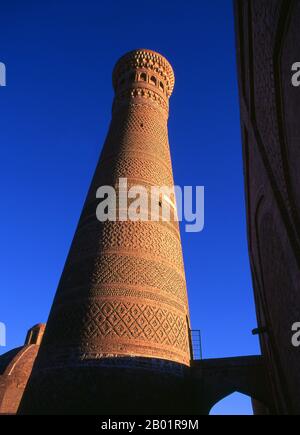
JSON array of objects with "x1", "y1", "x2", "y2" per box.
[{"x1": 0, "y1": 0, "x2": 259, "y2": 414}]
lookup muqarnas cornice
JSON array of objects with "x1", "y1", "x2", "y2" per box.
[{"x1": 112, "y1": 49, "x2": 175, "y2": 116}]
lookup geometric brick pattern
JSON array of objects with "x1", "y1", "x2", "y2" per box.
[
  {"x1": 67, "y1": 221, "x2": 184, "y2": 272},
  {"x1": 20, "y1": 49, "x2": 191, "y2": 413},
  {"x1": 59, "y1": 253, "x2": 188, "y2": 303},
  {"x1": 43, "y1": 300, "x2": 189, "y2": 356}
]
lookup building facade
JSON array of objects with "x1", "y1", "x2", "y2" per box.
[{"x1": 234, "y1": 0, "x2": 300, "y2": 414}]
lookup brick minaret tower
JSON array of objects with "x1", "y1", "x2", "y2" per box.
[{"x1": 19, "y1": 49, "x2": 194, "y2": 414}]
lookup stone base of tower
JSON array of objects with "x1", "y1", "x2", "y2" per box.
[
  {"x1": 18, "y1": 358, "x2": 202, "y2": 415},
  {"x1": 17, "y1": 354, "x2": 275, "y2": 414}
]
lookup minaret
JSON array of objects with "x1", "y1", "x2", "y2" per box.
[{"x1": 19, "y1": 49, "x2": 193, "y2": 414}]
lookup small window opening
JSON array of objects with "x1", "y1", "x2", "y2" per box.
[
  {"x1": 150, "y1": 75, "x2": 157, "y2": 86},
  {"x1": 140, "y1": 72, "x2": 147, "y2": 82}
]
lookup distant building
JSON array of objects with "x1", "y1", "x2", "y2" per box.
[{"x1": 0, "y1": 324, "x2": 45, "y2": 414}]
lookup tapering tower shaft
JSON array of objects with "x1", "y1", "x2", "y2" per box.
[{"x1": 19, "y1": 50, "x2": 192, "y2": 414}]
